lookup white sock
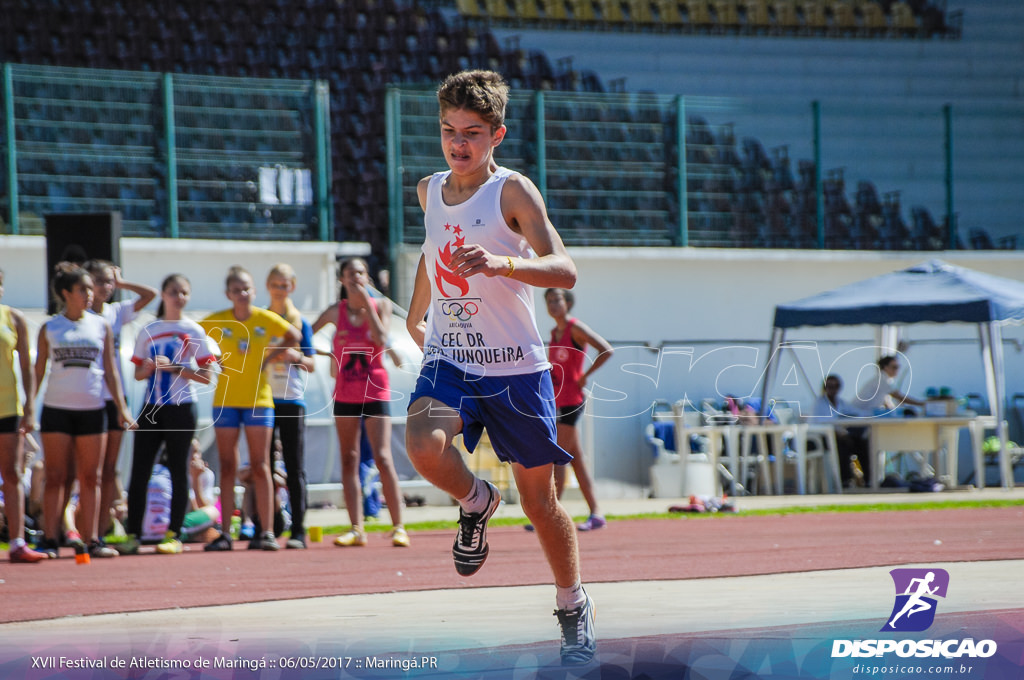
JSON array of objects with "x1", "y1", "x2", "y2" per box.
[
  {"x1": 458, "y1": 477, "x2": 491, "y2": 514},
  {"x1": 11, "y1": 537, "x2": 26, "y2": 550},
  {"x1": 556, "y1": 580, "x2": 586, "y2": 611}
]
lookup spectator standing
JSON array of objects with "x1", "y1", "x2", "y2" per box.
[
  {"x1": 312, "y1": 258, "x2": 408, "y2": 548},
  {"x1": 200, "y1": 266, "x2": 300, "y2": 552},
  {"x1": 119, "y1": 274, "x2": 217, "y2": 555},
  {"x1": 0, "y1": 268, "x2": 47, "y2": 562},
  {"x1": 264, "y1": 264, "x2": 315, "y2": 549},
  {"x1": 35, "y1": 263, "x2": 133, "y2": 559},
  {"x1": 84, "y1": 260, "x2": 157, "y2": 542},
  {"x1": 544, "y1": 288, "x2": 613, "y2": 531}
]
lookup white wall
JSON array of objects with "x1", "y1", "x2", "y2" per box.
[{"x1": 0, "y1": 235, "x2": 368, "y2": 313}]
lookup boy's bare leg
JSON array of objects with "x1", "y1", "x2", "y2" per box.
[
  {"x1": 405, "y1": 397, "x2": 475, "y2": 499},
  {"x1": 512, "y1": 462, "x2": 580, "y2": 588}
]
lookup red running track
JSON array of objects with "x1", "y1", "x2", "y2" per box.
[{"x1": 1, "y1": 506, "x2": 1021, "y2": 625}]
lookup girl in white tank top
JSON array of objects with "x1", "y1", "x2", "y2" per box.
[{"x1": 35, "y1": 263, "x2": 132, "y2": 560}]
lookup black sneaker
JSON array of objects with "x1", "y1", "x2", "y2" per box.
[
  {"x1": 286, "y1": 536, "x2": 307, "y2": 550},
  {"x1": 260, "y1": 532, "x2": 280, "y2": 551},
  {"x1": 555, "y1": 589, "x2": 597, "y2": 665},
  {"x1": 452, "y1": 481, "x2": 500, "y2": 576},
  {"x1": 88, "y1": 539, "x2": 119, "y2": 559},
  {"x1": 204, "y1": 531, "x2": 233, "y2": 552},
  {"x1": 38, "y1": 537, "x2": 60, "y2": 560},
  {"x1": 247, "y1": 536, "x2": 263, "y2": 550}
]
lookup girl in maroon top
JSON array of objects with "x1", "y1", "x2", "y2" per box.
[
  {"x1": 312, "y1": 258, "x2": 408, "y2": 548},
  {"x1": 545, "y1": 288, "x2": 614, "y2": 531}
]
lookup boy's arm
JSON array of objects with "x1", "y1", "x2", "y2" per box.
[
  {"x1": 448, "y1": 174, "x2": 576, "y2": 288},
  {"x1": 406, "y1": 255, "x2": 430, "y2": 348}
]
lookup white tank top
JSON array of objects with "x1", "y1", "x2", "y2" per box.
[
  {"x1": 421, "y1": 167, "x2": 549, "y2": 377},
  {"x1": 43, "y1": 313, "x2": 108, "y2": 410}
]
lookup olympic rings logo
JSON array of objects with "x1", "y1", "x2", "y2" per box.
[{"x1": 441, "y1": 299, "x2": 481, "y2": 321}]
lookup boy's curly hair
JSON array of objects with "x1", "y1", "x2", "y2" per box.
[{"x1": 437, "y1": 70, "x2": 509, "y2": 131}]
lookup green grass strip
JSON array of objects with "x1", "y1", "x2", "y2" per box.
[{"x1": 323, "y1": 498, "x2": 1024, "y2": 535}]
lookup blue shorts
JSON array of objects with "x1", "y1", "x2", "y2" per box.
[
  {"x1": 408, "y1": 360, "x2": 571, "y2": 469},
  {"x1": 212, "y1": 406, "x2": 275, "y2": 429}
]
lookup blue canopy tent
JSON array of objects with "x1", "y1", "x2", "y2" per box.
[{"x1": 761, "y1": 260, "x2": 1024, "y2": 488}]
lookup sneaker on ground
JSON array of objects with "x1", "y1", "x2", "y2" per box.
[
  {"x1": 286, "y1": 536, "x2": 306, "y2": 550},
  {"x1": 114, "y1": 534, "x2": 140, "y2": 555},
  {"x1": 260, "y1": 532, "x2": 280, "y2": 551},
  {"x1": 391, "y1": 527, "x2": 410, "y2": 547},
  {"x1": 9, "y1": 544, "x2": 48, "y2": 563},
  {"x1": 555, "y1": 589, "x2": 597, "y2": 665},
  {"x1": 334, "y1": 528, "x2": 367, "y2": 547},
  {"x1": 204, "y1": 531, "x2": 233, "y2": 552},
  {"x1": 247, "y1": 536, "x2": 263, "y2": 550},
  {"x1": 38, "y1": 537, "x2": 59, "y2": 559},
  {"x1": 89, "y1": 540, "x2": 119, "y2": 559},
  {"x1": 156, "y1": 532, "x2": 183, "y2": 554},
  {"x1": 65, "y1": 530, "x2": 85, "y2": 551},
  {"x1": 576, "y1": 514, "x2": 607, "y2": 532},
  {"x1": 452, "y1": 481, "x2": 500, "y2": 576}
]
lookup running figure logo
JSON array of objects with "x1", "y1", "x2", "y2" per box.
[{"x1": 882, "y1": 568, "x2": 949, "y2": 632}]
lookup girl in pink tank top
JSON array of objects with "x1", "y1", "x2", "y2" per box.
[
  {"x1": 332, "y1": 296, "x2": 390, "y2": 404},
  {"x1": 312, "y1": 258, "x2": 407, "y2": 549},
  {"x1": 544, "y1": 288, "x2": 614, "y2": 532}
]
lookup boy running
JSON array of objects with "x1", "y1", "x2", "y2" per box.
[{"x1": 404, "y1": 70, "x2": 596, "y2": 665}]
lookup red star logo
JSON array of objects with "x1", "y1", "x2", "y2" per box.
[
  {"x1": 443, "y1": 223, "x2": 452, "y2": 232},
  {"x1": 453, "y1": 235, "x2": 466, "y2": 248},
  {"x1": 452, "y1": 224, "x2": 463, "y2": 237}
]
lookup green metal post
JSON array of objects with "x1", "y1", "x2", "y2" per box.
[
  {"x1": 314, "y1": 80, "x2": 330, "y2": 242},
  {"x1": 676, "y1": 95, "x2": 688, "y2": 247},
  {"x1": 162, "y1": 73, "x2": 179, "y2": 238},
  {"x1": 3, "y1": 63, "x2": 18, "y2": 235},
  {"x1": 813, "y1": 100, "x2": 824, "y2": 249},
  {"x1": 385, "y1": 87, "x2": 401, "y2": 275},
  {"x1": 943, "y1": 104, "x2": 955, "y2": 249},
  {"x1": 534, "y1": 91, "x2": 546, "y2": 200}
]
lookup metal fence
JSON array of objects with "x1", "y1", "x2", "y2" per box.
[
  {"x1": 0, "y1": 63, "x2": 330, "y2": 240},
  {"x1": 387, "y1": 86, "x2": 1022, "y2": 254}
]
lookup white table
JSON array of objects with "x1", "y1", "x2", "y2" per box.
[{"x1": 864, "y1": 415, "x2": 995, "y2": 489}]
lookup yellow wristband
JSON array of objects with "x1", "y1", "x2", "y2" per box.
[{"x1": 505, "y1": 256, "x2": 515, "y2": 277}]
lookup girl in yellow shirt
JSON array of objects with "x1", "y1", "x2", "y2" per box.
[{"x1": 200, "y1": 266, "x2": 299, "y2": 552}]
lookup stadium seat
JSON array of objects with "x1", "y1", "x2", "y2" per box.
[
  {"x1": 456, "y1": 0, "x2": 484, "y2": 17},
  {"x1": 889, "y1": 1, "x2": 918, "y2": 37},
  {"x1": 515, "y1": 0, "x2": 543, "y2": 19},
  {"x1": 827, "y1": 0, "x2": 856, "y2": 36},
  {"x1": 486, "y1": 0, "x2": 514, "y2": 19},
  {"x1": 771, "y1": 0, "x2": 800, "y2": 33},
  {"x1": 685, "y1": 0, "x2": 714, "y2": 31},
  {"x1": 628, "y1": 0, "x2": 655, "y2": 23},
  {"x1": 857, "y1": 0, "x2": 887, "y2": 36},
  {"x1": 569, "y1": 0, "x2": 598, "y2": 22},
  {"x1": 742, "y1": 0, "x2": 771, "y2": 33},
  {"x1": 541, "y1": 0, "x2": 570, "y2": 20},
  {"x1": 657, "y1": 0, "x2": 685, "y2": 24},
  {"x1": 800, "y1": 0, "x2": 828, "y2": 33},
  {"x1": 713, "y1": 0, "x2": 741, "y2": 32}
]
